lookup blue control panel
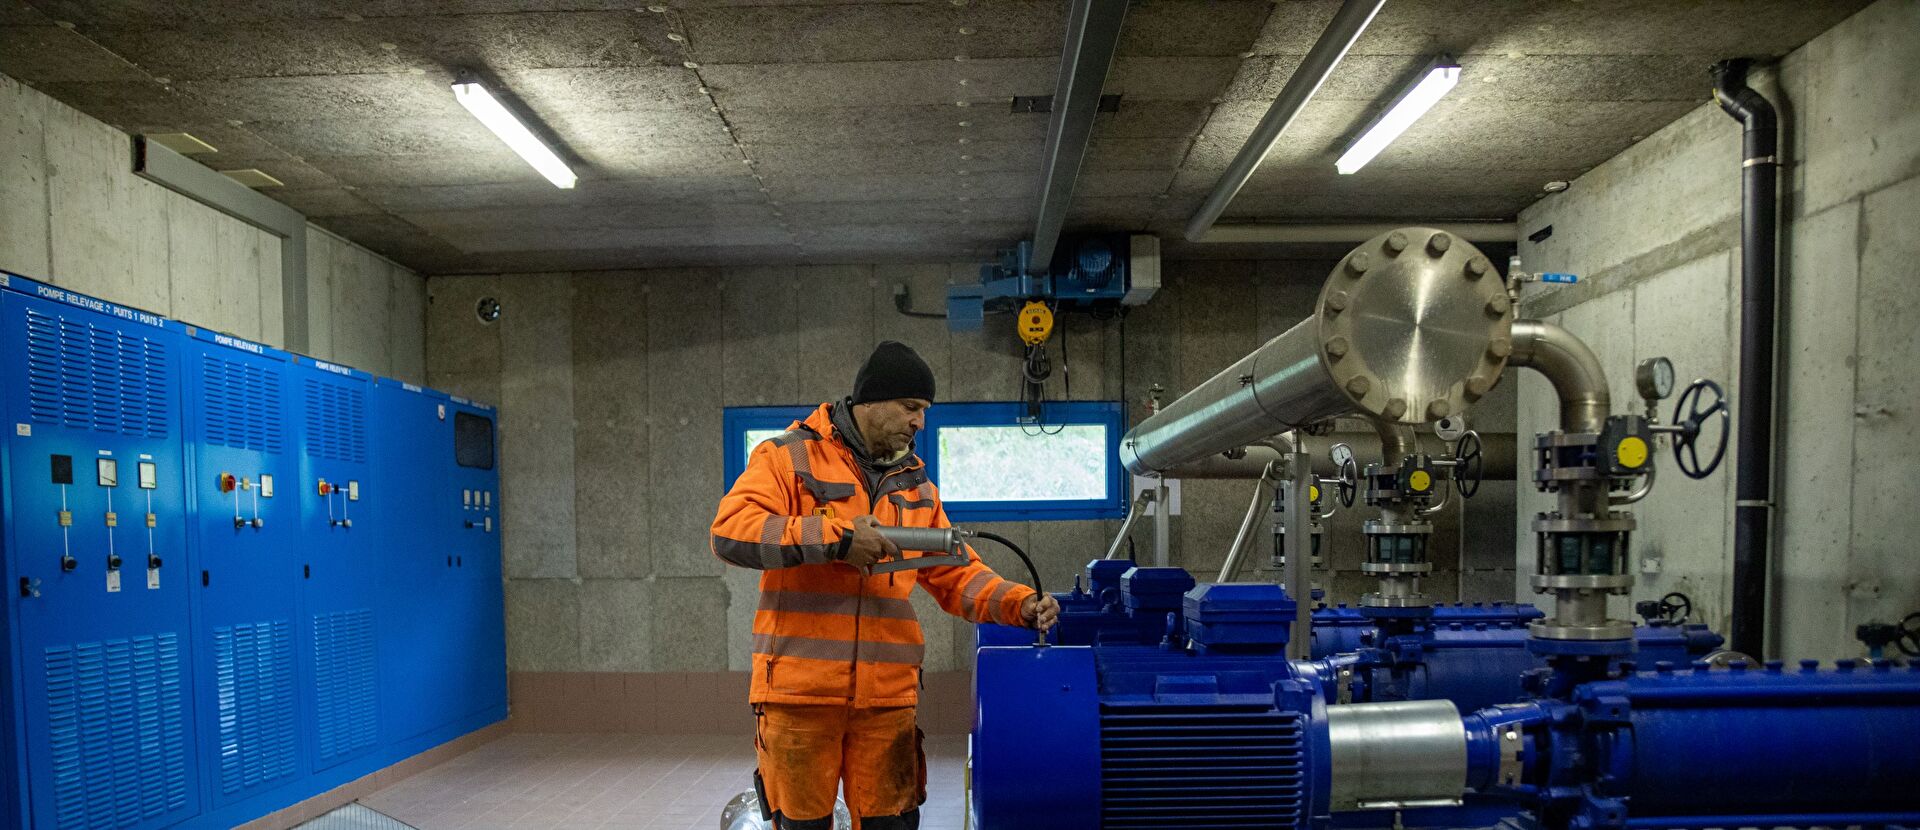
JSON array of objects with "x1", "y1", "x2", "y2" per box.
[{"x1": 0, "y1": 271, "x2": 506, "y2": 828}]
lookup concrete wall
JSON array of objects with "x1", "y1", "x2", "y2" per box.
[
  {"x1": 0, "y1": 72, "x2": 424, "y2": 379},
  {"x1": 1509, "y1": 0, "x2": 1920, "y2": 659}
]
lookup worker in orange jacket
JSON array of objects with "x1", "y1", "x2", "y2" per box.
[{"x1": 712, "y1": 341, "x2": 1061, "y2": 830}]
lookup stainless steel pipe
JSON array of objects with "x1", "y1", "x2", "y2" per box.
[
  {"x1": 1121, "y1": 229, "x2": 1515, "y2": 477},
  {"x1": 1509, "y1": 320, "x2": 1611, "y2": 434},
  {"x1": 1217, "y1": 461, "x2": 1281, "y2": 583},
  {"x1": 1165, "y1": 432, "x2": 1518, "y2": 482},
  {"x1": 1374, "y1": 420, "x2": 1417, "y2": 467}
]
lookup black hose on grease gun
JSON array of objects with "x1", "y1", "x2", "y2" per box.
[{"x1": 871, "y1": 526, "x2": 1048, "y2": 647}]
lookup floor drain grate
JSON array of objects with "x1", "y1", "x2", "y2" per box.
[{"x1": 294, "y1": 802, "x2": 421, "y2": 830}]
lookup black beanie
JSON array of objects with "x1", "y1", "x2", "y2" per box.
[{"x1": 852, "y1": 341, "x2": 936, "y2": 404}]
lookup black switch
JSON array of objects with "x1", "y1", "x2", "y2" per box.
[{"x1": 50, "y1": 455, "x2": 72, "y2": 485}]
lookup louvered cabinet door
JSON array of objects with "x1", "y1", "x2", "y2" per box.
[
  {"x1": 290, "y1": 360, "x2": 379, "y2": 772},
  {"x1": 2, "y1": 288, "x2": 204, "y2": 830},
  {"x1": 182, "y1": 330, "x2": 305, "y2": 807}
]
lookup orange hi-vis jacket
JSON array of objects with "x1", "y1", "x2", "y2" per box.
[{"x1": 711, "y1": 403, "x2": 1035, "y2": 708}]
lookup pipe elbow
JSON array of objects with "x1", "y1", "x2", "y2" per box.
[
  {"x1": 1509, "y1": 320, "x2": 1612, "y2": 434},
  {"x1": 1371, "y1": 419, "x2": 1417, "y2": 467},
  {"x1": 1711, "y1": 58, "x2": 1778, "y2": 134}
]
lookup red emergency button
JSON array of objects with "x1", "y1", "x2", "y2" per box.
[
  {"x1": 218, "y1": 472, "x2": 237, "y2": 493},
  {"x1": 316, "y1": 479, "x2": 333, "y2": 496}
]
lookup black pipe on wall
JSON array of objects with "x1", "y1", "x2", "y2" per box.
[{"x1": 1711, "y1": 58, "x2": 1780, "y2": 659}]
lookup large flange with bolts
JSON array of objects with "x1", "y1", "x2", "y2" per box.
[{"x1": 1317, "y1": 228, "x2": 1515, "y2": 425}]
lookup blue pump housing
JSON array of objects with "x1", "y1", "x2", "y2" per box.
[
  {"x1": 976, "y1": 561, "x2": 1722, "y2": 716},
  {"x1": 1464, "y1": 659, "x2": 1920, "y2": 830},
  {"x1": 974, "y1": 581, "x2": 1920, "y2": 830}
]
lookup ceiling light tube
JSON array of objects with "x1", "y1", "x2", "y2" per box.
[
  {"x1": 1335, "y1": 57, "x2": 1460, "y2": 175},
  {"x1": 452, "y1": 77, "x2": 577, "y2": 189}
]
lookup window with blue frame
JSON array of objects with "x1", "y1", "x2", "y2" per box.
[{"x1": 721, "y1": 401, "x2": 1126, "y2": 521}]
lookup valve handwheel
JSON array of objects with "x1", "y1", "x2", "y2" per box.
[
  {"x1": 1672, "y1": 378, "x2": 1730, "y2": 479},
  {"x1": 1659, "y1": 591, "x2": 1693, "y2": 625},
  {"x1": 1336, "y1": 456, "x2": 1359, "y2": 509},
  {"x1": 1453, "y1": 430, "x2": 1484, "y2": 499}
]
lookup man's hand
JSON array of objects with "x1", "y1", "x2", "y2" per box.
[
  {"x1": 841, "y1": 515, "x2": 900, "y2": 569},
  {"x1": 1021, "y1": 593, "x2": 1062, "y2": 632}
]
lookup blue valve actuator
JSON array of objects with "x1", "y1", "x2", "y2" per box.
[{"x1": 1540, "y1": 272, "x2": 1579, "y2": 284}]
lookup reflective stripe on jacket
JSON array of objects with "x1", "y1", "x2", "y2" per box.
[{"x1": 711, "y1": 402, "x2": 1034, "y2": 707}]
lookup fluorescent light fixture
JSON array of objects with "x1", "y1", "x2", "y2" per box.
[
  {"x1": 1335, "y1": 58, "x2": 1460, "y2": 175},
  {"x1": 451, "y1": 78, "x2": 577, "y2": 189}
]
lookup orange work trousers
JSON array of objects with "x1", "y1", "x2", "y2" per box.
[{"x1": 754, "y1": 703, "x2": 926, "y2": 825}]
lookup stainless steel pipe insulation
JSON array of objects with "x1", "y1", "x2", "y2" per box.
[
  {"x1": 1508, "y1": 320, "x2": 1611, "y2": 435},
  {"x1": 1121, "y1": 228, "x2": 1515, "y2": 477},
  {"x1": 1327, "y1": 700, "x2": 1470, "y2": 812}
]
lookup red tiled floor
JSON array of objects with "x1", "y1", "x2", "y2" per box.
[{"x1": 361, "y1": 733, "x2": 970, "y2": 830}]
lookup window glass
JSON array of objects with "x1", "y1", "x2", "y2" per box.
[
  {"x1": 936, "y1": 424, "x2": 1108, "y2": 502},
  {"x1": 744, "y1": 428, "x2": 786, "y2": 460}
]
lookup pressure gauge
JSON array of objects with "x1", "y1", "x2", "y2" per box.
[
  {"x1": 1330, "y1": 443, "x2": 1355, "y2": 469},
  {"x1": 1636, "y1": 357, "x2": 1676, "y2": 401},
  {"x1": 1434, "y1": 416, "x2": 1467, "y2": 442}
]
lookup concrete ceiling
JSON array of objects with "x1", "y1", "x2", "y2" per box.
[{"x1": 0, "y1": 0, "x2": 1870, "y2": 273}]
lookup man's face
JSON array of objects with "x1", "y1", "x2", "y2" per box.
[{"x1": 858, "y1": 398, "x2": 930, "y2": 455}]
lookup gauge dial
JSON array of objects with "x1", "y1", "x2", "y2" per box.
[
  {"x1": 1636, "y1": 357, "x2": 1676, "y2": 401},
  {"x1": 1330, "y1": 443, "x2": 1354, "y2": 468}
]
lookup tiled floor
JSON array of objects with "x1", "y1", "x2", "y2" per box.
[{"x1": 360, "y1": 733, "x2": 969, "y2": 830}]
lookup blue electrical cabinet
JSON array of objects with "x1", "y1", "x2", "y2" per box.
[
  {"x1": 1, "y1": 272, "x2": 508, "y2": 828},
  {"x1": 290, "y1": 357, "x2": 380, "y2": 774},
  {"x1": 180, "y1": 326, "x2": 306, "y2": 810},
  {"x1": 369, "y1": 380, "x2": 443, "y2": 747},
  {"x1": 370, "y1": 381, "x2": 506, "y2": 748},
  {"x1": 442, "y1": 395, "x2": 506, "y2": 727},
  {"x1": 0, "y1": 274, "x2": 206, "y2": 829}
]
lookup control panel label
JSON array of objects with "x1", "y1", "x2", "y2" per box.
[
  {"x1": 212, "y1": 332, "x2": 268, "y2": 355},
  {"x1": 312, "y1": 359, "x2": 355, "y2": 377},
  {"x1": 107, "y1": 570, "x2": 121, "y2": 593},
  {"x1": 29, "y1": 283, "x2": 166, "y2": 328}
]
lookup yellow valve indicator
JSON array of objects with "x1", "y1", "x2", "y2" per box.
[
  {"x1": 1616, "y1": 436, "x2": 1649, "y2": 469},
  {"x1": 1409, "y1": 470, "x2": 1432, "y2": 492},
  {"x1": 1017, "y1": 301, "x2": 1054, "y2": 346},
  {"x1": 1309, "y1": 485, "x2": 1320, "y2": 503}
]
